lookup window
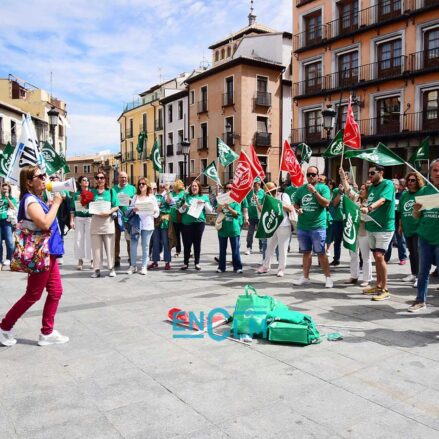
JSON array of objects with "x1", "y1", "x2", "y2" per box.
[
  {"x1": 224, "y1": 116, "x2": 234, "y2": 145},
  {"x1": 190, "y1": 159, "x2": 195, "y2": 174},
  {"x1": 221, "y1": 48, "x2": 225, "y2": 59},
  {"x1": 304, "y1": 110, "x2": 322, "y2": 142},
  {"x1": 257, "y1": 76, "x2": 268, "y2": 93},
  {"x1": 74, "y1": 165, "x2": 78, "y2": 174},
  {"x1": 201, "y1": 159, "x2": 208, "y2": 185},
  {"x1": 338, "y1": 0, "x2": 358, "y2": 35},
  {"x1": 304, "y1": 10, "x2": 322, "y2": 46},
  {"x1": 200, "y1": 122, "x2": 208, "y2": 149},
  {"x1": 168, "y1": 132, "x2": 173, "y2": 145},
  {"x1": 304, "y1": 61, "x2": 322, "y2": 93},
  {"x1": 10, "y1": 120, "x2": 16, "y2": 146},
  {"x1": 224, "y1": 76, "x2": 234, "y2": 105},
  {"x1": 378, "y1": 0, "x2": 401, "y2": 21},
  {"x1": 422, "y1": 89, "x2": 439, "y2": 130},
  {"x1": 142, "y1": 113, "x2": 147, "y2": 132},
  {"x1": 377, "y1": 39, "x2": 402, "y2": 78},
  {"x1": 376, "y1": 96, "x2": 400, "y2": 134},
  {"x1": 169, "y1": 163, "x2": 174, "y2": 173},
  {"x1": 156, "y1": 109, "x2": 163, "y2": 129},
  {"x1": 178, "y1": 129, "x2": 184, "y2": 144},
  {"x1": 227, "y1": 46, "x2": 231, "y2": 57},
  {"x1": 256, "y1": 76, "x2": 270, "y2": 106},
  {"x1": 83, "y1": 165, "x2": 91, "y2": 173},
  {"x1": 178, "y1": 100, "x2": 183, "y2": 119},
  {"x1": 215, "y1": 51, "x2": 219, "y2": 62},
  {"x1": 338, "y1": 51, "x2": 358, "y2": 86},
  {"x1": 190, "y1": 125, "x2": 195, "y2": 140},
  {"x1": 58, "y1": 125, "x2": 64, "y2": 138},
  {"x1": 233, "y1": 43, "x2": 238, "y2": 53},
  {"x1": 257, "y1": 116, "x2": 268, "y2": 133},
  {"x1": 190, "y1": 90, "x2": 195, "y2": 105},
  {"x1": 424, "y1": 27, "x2": 439, "y2": 68},
  {"x1": 129, "y1": 118, "x2": 133, "y2": 136},
  {"x1": 336, "y1": 102, "x2": 360, "y2": 130},
  {"x1": 130, "y1": 164, "x2": 134, "y2": 185},
  {"x1": 168, "y1": 104, "x2": 173, "y2": 123}
]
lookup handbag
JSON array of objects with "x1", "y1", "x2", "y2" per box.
[
  {"x1": 215, "y1": 212, "x2": 225, "y2": 231},
  {"x1": 7, "y1": 207, "x2": 17, "y2": 226},
  {"x1": 10, "y1": 222, "x2": 51, "y2": 273}
]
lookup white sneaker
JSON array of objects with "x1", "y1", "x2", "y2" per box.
[
  {"x1": 0, "y1": 329, "x2": 17, "y2": 347},
  {"x1": 413, "y1": 278, "x2": 418, "y2": 288},
  {"x1": 277, "y1": 270, "x2": 284, "y2": 277},
  {"x1": 293, "y1": 276, "x2": 311, "y2": 286},
  {"x1": 235, "y1": 269, "x2": 243, "y2": 274},
  {"x1": 57, "y1": 257, "x2": 64, "y2": 265},
  {"x1": 245, "y1": 249, "x2": 251, "y2": 255},
  {"x1": 37, "y1": 330, "x2": 69, "y2": 346},
  {"x1": 126, "y1": 266, "x2": 137, "y2": 275},
  {"x1": 109, "y1": 269, "x2": 116, "y2": 277},
  {"x1": 3, "y1": 259, "x2": 10, "y2": 267},
  {"x1": 403, "y1": 274, "x2": 416, "y2": 282},
  {"x1": 325, "y1": 277, "x2": 334, "y2": 288},
  {"x1": 140, "y1": 267, "x2": 147, "y2": 275}
]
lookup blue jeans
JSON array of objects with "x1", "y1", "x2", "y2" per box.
[
  {"x1": 130, "y1": 229, "x2": 153, "y2": 268},
  {"x1": 246, "y1": 218, "x2": 262, "y2": 251},
  {"x1": 332, "y1": 220, "x2": 343, "y2": 262},
  {"x1": 218, "y1": 235, "x2": 242, "y2": 271},
  {"x1": 152, "y1": 227, "x2": 171, "y2": 263},
  {"x1": 0, "y1": 219, "x2": 14, "y2": 263},
  {"x1": 416, "y1": 238, "x2": 439, "y2": 303}
]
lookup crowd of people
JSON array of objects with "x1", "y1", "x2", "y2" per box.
[{"x1": 0, "y1": 160, "x2": 438, "y2": 347}]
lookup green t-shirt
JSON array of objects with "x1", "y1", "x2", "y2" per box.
[
  {"x1": 170, "y1": 191, "x2": 185, "y2": 223},
  {"x1": 365, "y1": 179, "x2": 395, "y2": 233},
  {"x1": 181, "y1": 194, "x2": 210, "y2": 225},
  {"x1": 398, "y1": 190, "x2": 421, "y2": 238},
  {"x1": 293, "y1": 183, "x2": 330, "y2": 231},
  {"x1": 91, "y1": 188, "x2": 120, "y2": 208},
  {"x1": 331, "y1": 188, "x2": 344, "y2": 222},
  {"x1": 113, "y1": 184, "x2": 136, "y2": 220},
  {"x1": 284, "y1": 186, "x2": 298, "y2": 204},
  {"x1": 155, "y1": 193, "x2": 174, "y2": 229},
  {"x1": 71, "y1": 191, "x2": 92, "y2": 218},
  {"x1": 416, "y1": 185, "x2": 439, "y2": 245},
  {"x1": 245, "y1": 188, "x2": 264, "y2": 220},
  {"x1": 0, "y1": 195, "x2": 17, "y2": 220},
  {"x1": 218, "y1": 201, "x2": 242, "y2": 238}
]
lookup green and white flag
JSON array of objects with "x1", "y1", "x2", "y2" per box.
[
  {"x1": 203, "y1": 161, "x2": 221, "y2": 185},
  {"x1": 408, "y1": 137, "x2": 429, "y2": 165},
  {"x1": 150, "y1": 140, "x2": 162, "y2": 172},
  {"x1": 297, "y1": 143, "x2": 312, "y2": 164},
  {"x1": 342, "y1": 196, "x2": 361, "y2": 252},
  {"x1": 41, "y1": 142, "x2": 66, "y2": 176},
  {"x1": 0, "y1": 143, "x2": 14, "y2": 178},
  {"x1": 217, "y1": 137, "x2": 238, "y2": 168},
  {"x1": 323, "y1": 130, "x2": 344, "y2": 158},
  {"x1": 137, "y1": 131, "x2": 147, "y2": 154},
  {"x1": 345, "y1": 142, "x2": 405, "y2": 166},
  {"x1": 255, "y1": 195, "x2": 284, "y2": 239}
]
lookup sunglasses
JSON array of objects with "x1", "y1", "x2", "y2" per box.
[
  {"x1": 306, "y1": 173, "x2": 317, "y2": 177},
  {"x1": 33, "y1": 173, "x2": 47, "y2": 180},
  {"x1": 407, "y1": 178, "x2": 417, "y2": 182},
  {"x1": 139, "y1": 183, "x2": 146, "y2": 186},
  {"x1": 96, "y1": 176, "x2": 105, "y2": 180},
  {"x1": 225, "y1": 186, "x2": 233, "y2": 190},
  {"x1": 368, "y1": 171, "x2": 377, "y2": 176},
  {"x1": 81, "y1": 178, "x2": 89, "y2": 182}
]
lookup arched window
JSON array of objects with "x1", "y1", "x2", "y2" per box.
[
  {"x1": 227, "y1": 46, "x2": 231, "y2": 57},
  {"x1": 233, "y1": 43, "x2": 238, "y2": 53},
  {"x1": 215, "y1": 51, "x2": 219, "y2": 62},
  {"x1": 221, "y1": 48, "x2": 225, "y2": 59}
]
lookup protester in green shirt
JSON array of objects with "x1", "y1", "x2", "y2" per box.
[
  {"x1": 0, "y1": 182, "x2": 17, "y2": 268},
  {"x1": 149, "y1": 183, "x2": 175, "y2": 270},
  {"x1": 398, "y1": 172, "x2": 424, "y2": 287},
  {"x1": 410, "y1": 159, "x2": 439, "y2": 312},
  {"x1": 113, "y1": 171, "x2": 136, "y2": 267},
  {"x1": 244, "y1": 178, "x2": 264, "y2": 255},
  {"x1": 292, "y1": 166, "x2": 333, "y2": 288},
  {"x1": 169, "y1": 179, "x2": 185, "y2": 257},
  {"x1": 179, "y1": 180, "x2": 213, "y2": 270},
  {"x1": 216, "y1": 182, "x2": 243, "y2": 273},
  {"x1": 360, "y1": 164, "x2": 395, "y2": 301},
  {"x1": 69, "y1": 176, "x2": 92, "y2": 270}
]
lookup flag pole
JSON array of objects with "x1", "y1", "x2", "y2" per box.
[{"x1": 348, "y1": 158, "x2": 356, "y2": 187}]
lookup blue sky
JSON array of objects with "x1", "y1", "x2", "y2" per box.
[{"x1": 0, "y1": 0, "x2": 291, "y2": 156}]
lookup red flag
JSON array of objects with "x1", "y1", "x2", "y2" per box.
[
  {"x1": 230, "y1": 151, "x2": 259, "y2": 203},
  {"x1": 248, "y1": 143, "x2": 266, "y2": 180},
  {"x1": 280, "y1": 140, "x2": 304, "y2": 187},
  {"x1": 343, "y1": 96, "x2": 361, "y2": 149}
]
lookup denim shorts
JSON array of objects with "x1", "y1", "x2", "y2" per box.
[{"x1": 297, "y1": 228, "x2": 326, "y2": 254}]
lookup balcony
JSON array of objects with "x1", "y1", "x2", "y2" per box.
[
  {"x1": 254, "y1": 91, "x2": 272, "y2": 107},
  {"x1": 155, "y1": 120, "x2": 163, "y2": 131},
  {"x1": 223, "y1": 92, "x2": 234, "y2": 106},
  {"x1": 166, "y1": 144, "x2": 174, "y2": 157},
  {"x1": 293, "y1": 76, "x2": 324, "y2": 97},
  {"x1": 222, "y1": 132, "x2": 236, "y2": 146},
  {"x1": 125, "y1": 128, "x2": 133, "y2": 139},
  {"x1": 293, "y1": 24, "x2": 325, "y2": 51},
  {"x1": 197, "y1": 137, "x2": 208, "y2": 150},
  {"x1": 409, "y1": 48, "x2": 439, "y2": 73},
  {"x1": 254, "y1": 132, "x2": 272, "y2": 147},
  {"x1": 197, "y1": 100, "x2": 208, "y2": 114}
]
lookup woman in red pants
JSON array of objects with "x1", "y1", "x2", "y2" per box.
[{"x1": 0, "y1": 165, "x2": 69, "y2": 347}]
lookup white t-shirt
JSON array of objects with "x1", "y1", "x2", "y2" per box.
[
  {"x1": 278, "y1": 192, "x2": 292, "y2": 227},
  {"x1": 131, "y1": 195, "x2": 159, "y2": 231},
  {"x1": 22, "y1": 195, "x2": 40, "y2": 230}
]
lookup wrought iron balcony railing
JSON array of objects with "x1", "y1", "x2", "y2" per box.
[
  {"x1": 254, "y1": 91, "x2": 272, "y2": 107},
  {"x1": 222, "y1": 132, "x2": 235, "y2": 146},
  {"x1": 223, "y1": 92, "x2": 234, "y2": 106},
  {"x1": 197, "y1": 100, "x2": 208, "y2": 114},
  {"x1": 254, "y1": 132, "x2": 272, "y2": 147},
  {"x1": 197, "y1": 137, "x2": 208, "y2": 150}
]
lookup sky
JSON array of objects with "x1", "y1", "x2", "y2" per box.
[{"x1": 0, "y1": 0, "x2": 291, "y2": 156}]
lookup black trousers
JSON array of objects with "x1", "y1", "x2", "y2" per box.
[
  {"x1": 181, "y1": 222, "x2": 205, "y2": 265},
  {"x1": 406, "y1": 234, "x2": 419, "y2": 276},
  {"x1": 173, "y1": 222, "x2": 183, "y2": 254}
]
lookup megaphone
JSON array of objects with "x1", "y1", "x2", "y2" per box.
[{"x1": 46, "y1": 177, "x2": 77, "y2": 193}]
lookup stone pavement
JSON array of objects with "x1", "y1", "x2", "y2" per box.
[{"x1": 0, "y1": 226, "x2": 438, "y2": 439}]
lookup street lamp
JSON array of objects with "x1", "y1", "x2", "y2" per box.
[
  {"x1": 321, "y1": 104, "x2": 337, "y2": 140},
  {"x1": 47, "y1": 106, "x2": 59, "y2": 147},
  {"x1": 226, "y1": 122, "x2": 232, "y2": 145},
  {"x1": 181, "y1": 139, "x2": 191, "y2": 185}
]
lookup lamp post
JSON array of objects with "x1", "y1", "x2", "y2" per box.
[
  {"x1": 321, "y1": 104, "x2": 337, "y2": 177},
  {"x1": 181, "y1": 139, "x2": 191, "y2": 185},
  {"x1": 47, "y1": 106, "x2": 59, "y2": 147}
]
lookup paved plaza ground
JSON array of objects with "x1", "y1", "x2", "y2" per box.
[{"x1": 0, "y1": 226, "x2": 438, "y2": 438}]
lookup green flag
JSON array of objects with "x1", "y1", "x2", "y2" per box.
[
  {"x1": 255, "y1": 195, "x2": 284, "y2": 239},
  {"x1": 297, "y1": 143, "x2": 312, "y2": 164},
  {"x1": 345, "y1": 142, "x2": 405, "y2": 166},
  {"x1": 408, "y1": 137, "x2": 429, "y2": 164},
  {"x1": 217, "y1": 137, "x2": 238, "y2": 167},
  {"x1": 150, "y1": 140, "x2": 162, "y2": 172},
  {"x1": 41, "y1": 142, "x2": 66, "y2": 175},
  {"x1": 203, "y1": 161, "x2": 221, "y2": 185},
  {"x1": 342, "y1": 196, "x2": 361, "y2": 252},
  {"x1": 137, "y1": 131, "x2": 147, "y2": 154},
  {"x1": 0, "y1": 142, "x2": 15, "y2": 178},
  {"x1": 323, "y1": 130, "x2": 344, "y2": 157}
]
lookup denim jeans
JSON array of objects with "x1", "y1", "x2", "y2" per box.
[
  {"x1": 405, "y1": 235, "x2": 419, "y2": 276},
  {"x1": 332, "y1": 220, "x2": 343, "y2": 262},
  {"x1": 416, "y1": 237, "x2": 439, "y2": 303},
  {"x1": 218, "y1": 235, "x2": 242, "y2": 272},
  {"x1": 0, "y1": 219, "x2": 14, "y2": 263},
  {"x1": 246, "y1": 218, "x2": 262, "y2": 251},
  {"x1": 130, "y1": 229, "x2": 153, "y2": 268},
  {"x1": 152, "y1": 227, "x2": 171, "y2": 263}
]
